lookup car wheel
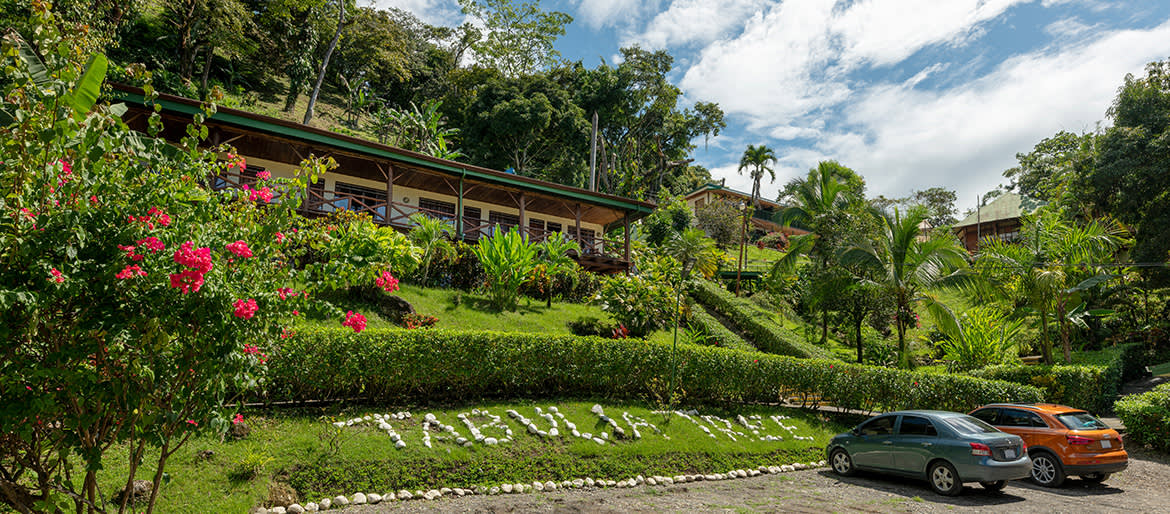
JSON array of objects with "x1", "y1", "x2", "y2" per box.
[
  {"x1": 1029, "y1": 452, "x2": 1066, "y2": 487},
  {"x1": 928, "y1": 461, "x2": 963, "y2": 496},
  {"x1": 979, "y1": 480, "x2": 1008, "y2": 492},
  {"x1": 1081, "y1": 472, "x2": 1110, "y2": 484},
  {"x1": 830, "y1": 448, "x2": 856, "y2": 477}
]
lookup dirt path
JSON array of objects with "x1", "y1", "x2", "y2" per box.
[{"x1": 346, "y1": 447, "x2": 1170, "y2": 513}]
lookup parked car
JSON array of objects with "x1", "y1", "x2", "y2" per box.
[
  {"x1": 826, "y1": 410, "x2": 1032, "y2": 496},
  {"x1": 969, "y1": 403, "x2": 1127, "y2": 487}
]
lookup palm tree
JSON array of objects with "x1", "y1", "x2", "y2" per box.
[
  {"x1": 665, "y1": 228, "x2": 721, "y2": 401},
  {"x1": 737, "y1": 144, "x2": 778, "y2": 208},
  {"x1": 973, "y1": 213, "x2": 1127, "y2": 363},
  {"x1": 408, "y1": 213, "x2": 454, "y2": 286},
  {"x1": 840, "y1": 208, "x2": 970, "y2": 368},
  {"x1": 532, "y1": 233, "x2": 581, "y2": 307}
]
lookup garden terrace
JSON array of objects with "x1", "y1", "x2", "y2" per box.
[{"x1": 113, "y1": 85, "x2": 655, "y2": 273}]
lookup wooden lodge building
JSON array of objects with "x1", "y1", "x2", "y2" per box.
[
  {"x1": 952, "y1": 192, "x2": 1046, "y2": 253},
  {"x1": 115, "y1": 86, "x2": 654, "y2": 273},
  {"x1": 682, "y1": 182, "x2": 809, "y2": 236}
]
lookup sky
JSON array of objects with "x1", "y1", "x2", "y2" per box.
[{"x1": 369, "y1": 0, "x2": 1170, "y2": 211}]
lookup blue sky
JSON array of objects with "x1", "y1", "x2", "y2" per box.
[{"x1": 372, "y1": 0, "x2": 1170, "y2": 210}]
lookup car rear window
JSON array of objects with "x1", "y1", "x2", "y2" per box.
[
  {"x1": 943, "y1": 415, "x2": 1001, "y2": 434},
  {"x1": 1056, "y1": 412, "x2": 1109, "y2": 430}
]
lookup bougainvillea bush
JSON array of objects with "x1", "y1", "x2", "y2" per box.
[{"x1": 0, "y1": 9, "x2": 397, "y2": 513}]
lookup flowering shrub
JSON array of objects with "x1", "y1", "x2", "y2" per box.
[
  {"x1": 0, "y1": 10, "x2": 377, "y2": 512},
  {"x1": 402, "y1": 312, "x2": 439, "y2": 329}
]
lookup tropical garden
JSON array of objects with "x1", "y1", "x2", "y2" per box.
[{"x1": 2, "y1": 1, "x2": 1170, "y2": 512}]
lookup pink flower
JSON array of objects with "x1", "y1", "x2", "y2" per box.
[
  {"x1": 342, "y1": 311, "x2": 367, "y2": 333},
  {"x1": 116, "y1": 265, "x2": 146, "y2": 279},
  {"x1": 186, "y1": 420, "x2": 198, "y2": 426},
  {"x1": 137, "y1": 237, "x2": 165, "y2": 253},
  {"x1": 280, "y1": 328, "x2": 294, "y2": 339},
  {"x1": 48, "y1": 268, "x2": 64, "y2": 283},
  {"x1": 375, "y1": 270, "x2": 399, "y2": 293},
  {"x1": 243, "y1": 344, "x2": 261, "y2": 355},
  {"x1": 256, "y1": 171, "x2": 271, "y2": 180},
  {"x1": 90, "y1": 195, "x2": 98, "y2": 205},
  {"x1": 292, "y1": 310, "x2": 300, "y2": 316},
  {"x1": 232, "y1": 414, "x2": 244, "y2": 425},
  {"x1": 249, "y1": 186, "x2": 273, "y2": 203},
  {"x1": 225, "y1": 240, "x2": 253, "y2": 258},
  {"x1": 275, "y1": 232, "x2": 285, "y2": 244},
  {"x1": 227, "y1": 153, "x2": 246, "y2": 171},
  {"x1": 233, "y1": 298, "x2": 258, "y2": 319},
  {"x1": 173, "y1": 241, "x2": 213, "y2": 273},
  {"x1": 169, "y1": 269, "x2": 205, "y2": 294},
  {"x1": 277, "y1": 287, "x2": 294, "y2": 300}
]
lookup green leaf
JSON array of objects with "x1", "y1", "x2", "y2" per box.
[
  {"x1": 15, "y1": 35, "x2": 50, "y2": 86},
  {"x1": 64, "y1": 53, "x2": 108, "y2": 119}
]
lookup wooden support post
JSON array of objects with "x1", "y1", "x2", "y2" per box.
[
  {"x1": 385, "y1": 163, "x2": 394, "y2": 226},
  {"x1": 456, "y1": 173, "x2": 465, "y2": 241},
  {"x1": 623, "y1": 214, "x2": 631, "y2": 275},
  {"x1": 519, "y1": 192, "x2": 527, "y2": 240},
  {"x1": 574, "y1": 203, "x2": 582, "y2": 248}
]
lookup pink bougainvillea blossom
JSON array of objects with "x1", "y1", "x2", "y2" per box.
[
  {"x1": 242, "y1": 344, "x2": 261, "y2": 355},
  {"x1": 342, "y1": 311, "x2": 367, "y2": 333},
  {"x1": 280, "y1": 328, "x2": 295, "y2": 339},
  {"x1": 173, "y1": 241, "x2": 214, "y2": 273},
  {"x1": 375, "y1": 270, "x2": 399, "y2": 292},
  {"x1": 226, "y1": 153, "x2": 246, "y2": 171},
  {"x1": 137, "y1": 236, "x2": 165, "y2": 253},
  {"x1": 232, "y1": 413, "x2": 244, "y2": 425},
  {"x1": 48, "y1": 268, "x2": 64, "y2": 283},
  {"x1": 256, "y1": 171, "x2": 271, "y2": 180},
  {"x1": 277, "y1": 287, "x2": 294, "y2": 300},
  {"x1": 275, "y1": 232, "x2": 285, "y2": 244},
  {"x1": 147, "y1": 206, "x2": 171, "y2": 227},
  {"x1": 115, "y1": 265, "x2": 147, "y2": 279},
  {"x1": 168, "y1": 269, "x2": 205, "y2": 294},
  {"x1": 233, "y1": 298, "x2": 258, "y2": 319},
  {"x1": 225, "y1": 240, "x2": 253, "y2": 258},
  {"x1": 185, "y1": 420, "x2": 198, "y2": 426}
]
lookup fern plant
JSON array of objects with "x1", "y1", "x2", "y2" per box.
[{"x1": 937, "y1": 306, "x2": 1024, "y2": 372}]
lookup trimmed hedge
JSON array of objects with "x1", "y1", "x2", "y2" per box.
[
  {"x1": 970, "y1": 343, "x2": 1142, "y2": 413},
  {"x1": 264, "y1": 328, "x2": 1042, "y2": 413},
  {"x1": 687, "y1": 302, "x2": 756, "y2": 353},
  {"x1": 690, "y1": 279, "x2": 835, "y2": 360},
  {"x1": 1114, "y1": 383, "x2": 1170, "y2": 453}
]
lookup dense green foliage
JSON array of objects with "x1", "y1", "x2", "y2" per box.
[
  {"x1": 1114, "y1": 382, "x2": 1170, "y2": 453},
  {"x1": 471, "y1": 227, "x2": 536, "y2": 310},
  {"x1": 689, "y1": 280, "x2": 835, "y2": 360},
  {"x1": 266, "y1": 328, "x2": 1043, "y2": 412},
  {"x1": 686, "y1": 303, "x2": 756, "y2": 353},
  {"x1": 971, "y1": 343, "x2": 1142, "y2": 412}
]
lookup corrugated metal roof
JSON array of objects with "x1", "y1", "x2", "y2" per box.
[{"x1": 954, "y1": 192, "x2": 1046, "y2": 228}]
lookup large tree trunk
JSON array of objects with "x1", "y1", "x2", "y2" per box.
[
  {"x1": 199, "y1": 44, "x2": 214, "y2": 98},
  {"x1": 855, "y1": 316, "x2": 863, "y2": 363},
  {"x1": 176, "y1": 1, "x2": 198, "y2": 80},
  {"x1": 304, "y1": 0, "x2": 345, "y2": 125}
]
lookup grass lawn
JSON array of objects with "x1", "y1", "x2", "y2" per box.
[{"x1": 85, "y1": 401, "x2": 842, "y2": 512}]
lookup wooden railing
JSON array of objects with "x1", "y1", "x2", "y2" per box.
[{"x1": 209, "y1": 169, "x2": 627, "y2": 263}]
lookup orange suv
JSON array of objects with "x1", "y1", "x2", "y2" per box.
[{"x1": 969, "y1": 403, "x2": 1127, "y2": 487}]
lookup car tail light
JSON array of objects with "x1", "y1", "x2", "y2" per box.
[
  {"x1": 1021, "y1": 442, "x2": 1028, "y2": 454},
  {"x1": 970, "y1": 442, "x2": 992, "y2": 456},
  {"x1": 1067, "y1": 435, "x2": 1093, "y2": 445}
]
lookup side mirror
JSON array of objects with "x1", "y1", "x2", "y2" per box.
[{"x1": 851, "y1": 427, "x2": 860, "y2": 436}]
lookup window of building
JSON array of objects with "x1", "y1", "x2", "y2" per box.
[
  {"x1": 418, "y1": 197, "x2": 456, "y2": 220},
  {"x1": 461, "y1": 206, "x2": 482, "y2": 238},
  {"x1": 489, "y1": 211, "x2": 520, "y2": 230},
  {"x1": 547, "y1": 221, "x2": 562, "y2": 233},
  {"x1": 334, "y1": 181, "x2": 387, "y2": 221}
]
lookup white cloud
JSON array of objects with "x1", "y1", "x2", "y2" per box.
[
  {"x1": 367, "y1": 0, "x2": 462, "y2": 25},
  {"x1": 823, "y1": 20, "x2": 1170, "y2": 208},
  {"x1": 574, "y1": 0, "x2": 657, "y2": 29},
  {"x1": 1044, "y1": 17, "x2": 1096, "y2": 39},
  {"x1": 624, "y1": 0, "x2": 770, "y2": 49},
  {"x1": 831, "y1": 0, "x2": 1028, "y2": 67}
]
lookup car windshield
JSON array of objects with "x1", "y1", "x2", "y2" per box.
[
  {"x1": 1056, "y1": 412, "x2": 1109, "y2": 430},
  {"x1": 943, "y1": 415, "x2": 1000, "y2": 434}
]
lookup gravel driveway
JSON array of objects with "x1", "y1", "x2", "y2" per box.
[{"x1": 344, "y1": 447, "x2": 1170, "y2": 513}]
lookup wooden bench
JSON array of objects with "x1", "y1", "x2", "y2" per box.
[{"x1": 1020, "y1": 355, "x2": 1044, "y2": 366}]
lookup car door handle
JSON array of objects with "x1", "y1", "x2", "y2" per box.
[{"x1": 882, "y1": 441, "x2": 893, "y2": 445}]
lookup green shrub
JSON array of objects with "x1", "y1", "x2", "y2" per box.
[
  {"x1": 688, "y1": 302, "x2": 756, "y2": 352},
  {"x1": 597, "y1": 272, "x2": 677, "y2": 337},
  {"x1": 690, "y1": 279, "x2": 834, "y2": 359},
  {"x1": 937, "y1": 307, "x2": 1023, "y2": 372},
  {"x1": 970, "y1": 343, "x2": 1142, "y2": 412},
  {"x1": 472, "y1": 227, "x2": 537, "y2": 310},
  {"x1": 1114, "y1": 383, "x2": 1170, "y2": 453},
  {"x1": 264, "y1": 328, "x2": 1042, "y2": 413}
]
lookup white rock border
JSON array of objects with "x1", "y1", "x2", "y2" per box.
[{"x1": 250, "y1": 460, "x2": 830, "y2": 513}]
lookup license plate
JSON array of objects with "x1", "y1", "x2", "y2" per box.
[
  {"x1": 1005, "y1": 449, "x2": 1016, "y2": 459},
  {"x1": 1102, "y1": 440, "x2": 1111, "y2": 448}
]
